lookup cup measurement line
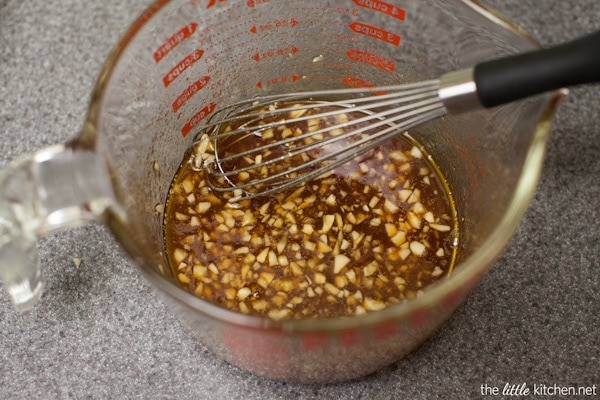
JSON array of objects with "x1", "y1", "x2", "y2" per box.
[
  {"x1": 162, "y1": 49, "x2": 205, "y2": 87},
  {"x1": 181, "y1": 102, "x2": 217, "y2": 137},
  {"x1": 352, "y1": 0, "x2": 407, "y2": 21},
  {"x1": 348, "y1": 21, "x2": 401, "y2": 46},
  {"x1": 347, "y1": 48, "x2": 396, "y2": 72},
  {"x1": 153, "y1": 22, "x2": 199, "y2": 63},
  {"x1": 172, "y1": 76, "x2": 211, "y2": 113}
]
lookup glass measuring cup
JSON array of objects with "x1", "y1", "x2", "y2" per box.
[{"x1": 0, "y1": 0, "x2": 563, "y2": 383}]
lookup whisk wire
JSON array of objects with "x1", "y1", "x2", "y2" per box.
[
  {"x1": 210, "y1": 85, "x2": 442, "y2": 167},
  {"x1": 194, "y1": 80, "x2": 441, "y2": 145},
  {"x1": 193, "y1": 79, "x2": 453, "y2": 199},
  {"x1": 209, "y1": 105, "x2": 447, "y2": 200},
  {"x1": 212, "y1": 94, "x2": 444, "y2": 179},
  {"x1": 206, "y1": 98, "x2": 447, "y2": 198},
  {"x1": 210, "y1": 86, "x2": 439, "y2": 137},
  {"x1": 207, "y1": 79, "x2": 440, "y2": 115}
]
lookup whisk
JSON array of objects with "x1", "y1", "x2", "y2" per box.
[{"x1": 196, "y1": 30, "x2": 600, "y2": 199}]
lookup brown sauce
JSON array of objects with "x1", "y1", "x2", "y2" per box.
[{"x1": 163, "y1": 101, "x2": 458, "y2": 320}]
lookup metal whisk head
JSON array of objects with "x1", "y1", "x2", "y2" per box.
[
  {"x1": 184, "y1": 29, "x2": 600, "y2": 200},
  {"x1": 193, "y1": 80, "x2": 448, "y2": 200}
]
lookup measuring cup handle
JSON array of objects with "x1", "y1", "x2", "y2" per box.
[{"x1": 0, "y1": 144, "x2": 117, "y2": 312}]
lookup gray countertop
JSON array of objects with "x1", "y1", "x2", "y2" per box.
[{"x1": 0, "y1": 0, "x2": 598, "y2": 398}]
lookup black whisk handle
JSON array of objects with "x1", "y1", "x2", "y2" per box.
[{"x1": 474, "y1": 29, "x2": 600, "y2": 108}]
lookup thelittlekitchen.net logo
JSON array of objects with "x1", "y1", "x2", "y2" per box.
[{"x1": 480, "y1": 382, "x2": 597, "y2": 397}]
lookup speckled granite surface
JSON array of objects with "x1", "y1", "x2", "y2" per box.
[{"x1": 0, "y1": 0, "x2": 598, "y2": 398}]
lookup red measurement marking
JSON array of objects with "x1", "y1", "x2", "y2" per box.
[
  {"x1": 373, "y1": 321, "x2": 398, "y2": 341},
  {"x1": 302, "y1": 333, "x2": 328, "y2": 351},
  {"x1": 348, "y1": 21, "x2": 401, "y2": 46},
  {"x1": 252, "y1": 45, "x2": 298, "y2": 62},
  {"x1": 343, "y1": 76, "x2": 388, "y2": 95},
  {"x1": 221, "y1": 327, "x2": 290, "y2": 377},
  {"x1": 353, "y1": 0, "x2": 406, "y2": 20},
  {"x1": 172, "y1": 76, "x2": 211, "y2": 112},
  {"x1": 442, "y1": 291, "x2": 463, "y2": 312},
  {"x1": 340, "y1": 330, "x2": 359, "y2": 348},
  {"x1": 330, "y1": 33, "x2": 356, "y2": 44},
  {"x1": 153, "y1": 23, "x2": 198, "y2": 63},
  {"x1": 247, "y1": 0, "x2": 268, "y2": 6},
  {"x1": 343, "y1": 76, "x2": 374, "y2": 88},
  {"x1": 163, "y1": 50, "x2": 204, "y2": 87},
  {"x1": 257, "y1": 74, "x2": 299, "y2": 88},
  {"x1": 250, "y1": 18, "x2": 299, "y2": 33},
  {"x1": 346, "y1": 49, "x2": 395, "y2": 72},
  {"x1": 336, "y1": 6, "x2": 359, "y2": 16},
  {"x1": 206, "y1": 0, "x2": 225, "y2": 8},
  {"x1": 410, "y1": 309, "x2": 429, "y2": 327},
  {"x1": 181, "y1": 102, "x2": 216, "y2": 137}
]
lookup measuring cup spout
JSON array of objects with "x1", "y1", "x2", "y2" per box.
[{"x1": 0, "y1": 144, "x2": 118, "y2": 312}]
